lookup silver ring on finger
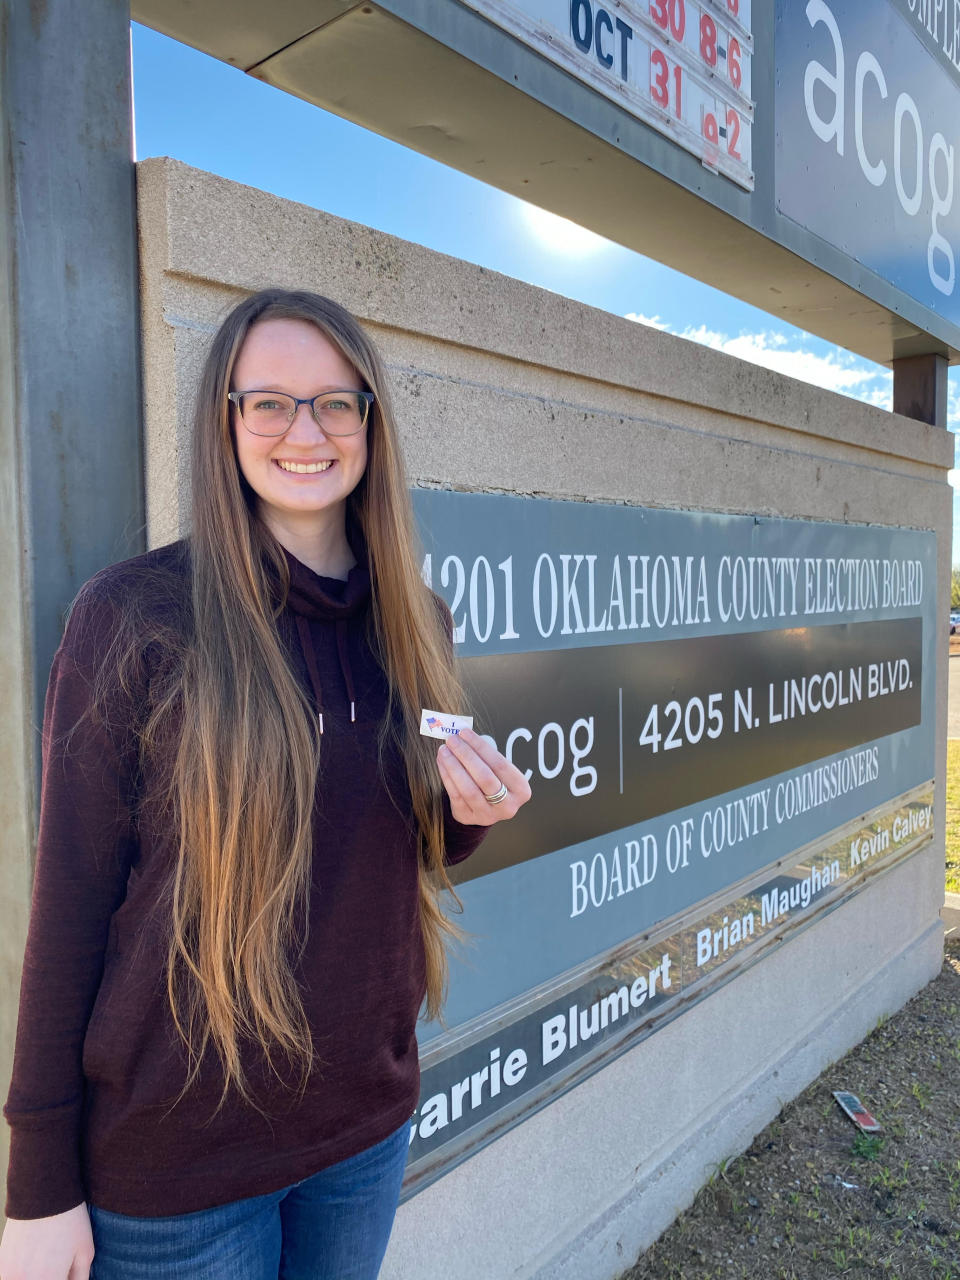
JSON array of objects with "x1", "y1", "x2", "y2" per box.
[{"x1": 483, "y1": 781, "x2": 509, "y2": 805}]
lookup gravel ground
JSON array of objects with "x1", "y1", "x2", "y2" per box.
[{"x1": 621, "y1": 940, "x2": 960, "y2": 1279}]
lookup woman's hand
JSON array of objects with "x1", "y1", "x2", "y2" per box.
[
  {"x1": 0, "y1": 1203, "x2": 94, "y2": 1280},
  {"x1": 436, "y1": 727, "x2": 532, "y2": 826}
]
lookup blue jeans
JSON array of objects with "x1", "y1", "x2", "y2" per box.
[{"x1": 88, "y1": 1123, "x2": 410, "y2": 1280}]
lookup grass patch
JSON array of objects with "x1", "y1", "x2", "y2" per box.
[
  {"x1": 851, "y1": 1132, "x2": 885, "y2": 1161},
  {"x1": 947, "y1": 741, "x2": 960, "y2": 894}
]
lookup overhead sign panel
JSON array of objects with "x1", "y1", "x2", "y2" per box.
[
  {"x1": 465, "y1": 0, "x2": 754, "y2": 188},
  {"x1": 776, "y1": 0, "x2": 960, "y2": 329}
]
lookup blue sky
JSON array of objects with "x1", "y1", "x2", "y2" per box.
[{"x1": 131, "y1": 23, "x2": 959, "y2": 558}]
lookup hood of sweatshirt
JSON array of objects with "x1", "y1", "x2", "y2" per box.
[{"x1": 282, "y1": 545, "x2": 372, "y2": 623}]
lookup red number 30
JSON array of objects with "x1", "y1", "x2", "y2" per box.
[{"x1": 650, "y1": 0, "x2": 686, "y2": 40}]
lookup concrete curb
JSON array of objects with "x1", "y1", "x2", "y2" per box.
[{"x1": 943, "y1": 893, "x2": 960, "y2": 939}]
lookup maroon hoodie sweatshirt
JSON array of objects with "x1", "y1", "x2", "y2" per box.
[{"x1": 3, "y1": 539, "x2": 485, "y2": 1219}]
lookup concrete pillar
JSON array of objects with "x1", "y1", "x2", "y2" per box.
[{"x1": 0, "y1": 0, "x2": 143, "y2": 1213}]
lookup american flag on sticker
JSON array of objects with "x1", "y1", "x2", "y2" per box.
[{"x1": 419, "y1": 709, "x2": 473, "y2": 740}]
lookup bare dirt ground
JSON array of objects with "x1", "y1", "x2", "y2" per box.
[{"x1": 621, "y1": 941, "x2": 960, "y2": 1279}]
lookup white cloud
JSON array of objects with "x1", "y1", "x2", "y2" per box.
[
  {"x1": 949, "y1": 379, "x2": 960, "y2": 432},
  {"x1": 624, "y1": 314, "x2": 960, "y2": 477},
  {"x1": 670, "y1": 323, "x2": 886, "y2": 398},
  {"x1": 623, "y1": 312, "x2": 670, "y2": 331},
  {"x1": 857, "y1": 384, "x2": 893, "y2": 411},
  {"x1": 624, "y1": 313, "x2": 894, "y2": 397}
]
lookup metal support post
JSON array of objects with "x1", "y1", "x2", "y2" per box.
[
  {"x1": 0, "y1": 0, "x2": 142, "y2": 1214},
  {"x1": 893, "y1": 353, "x2": 949, "y2": 428}
]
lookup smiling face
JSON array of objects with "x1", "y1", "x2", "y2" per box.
[{"x1": 229, "y1": 317, "x2": 369, "y2": 561}]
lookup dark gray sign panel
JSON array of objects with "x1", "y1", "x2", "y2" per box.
[
  {"x1": 405, "y1": 490, "x2": 936, "y2": 1193},
  {"x1": 776, "y1": 0, "x2": 960, "y2": 328},
  {"x1": 457, "y1": 619, "x2": 921, "y2": 878}
]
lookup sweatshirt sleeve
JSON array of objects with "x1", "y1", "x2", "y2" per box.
[
  {"x1": 4, "y1": 578, "x2": 141, "y2": 1219},
  {"x1": 441, "y1": 792, "x2": 488, "y2": 867},
  {"x1": 428, "y1": 590, "x2": 488, "y2": 866}
]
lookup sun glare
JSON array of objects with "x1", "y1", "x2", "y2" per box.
[{"x1": 521, "y1": 203, "x2": 612, "y2": 256}]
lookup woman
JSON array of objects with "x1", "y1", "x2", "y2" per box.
[{"x1": 0, "y1": 289, "x2": 529, "y2": 1279}]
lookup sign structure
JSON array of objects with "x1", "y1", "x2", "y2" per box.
[
  {"x1": 405, "y1": 490, "x2": 936, "y2": 1194},
  {"x1": 466, "y1": 0, "x2": 754, "y2": 188},
  {"x1": 776, "y1": 0, "x2": 960, "y2": 327}
]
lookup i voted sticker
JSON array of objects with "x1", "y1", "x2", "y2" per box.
[{"x1": 420, "y1": 709, "x2": 473, "y2": 740}]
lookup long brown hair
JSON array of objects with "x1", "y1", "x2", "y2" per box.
[{"x1": 153, "y1": 290, "x2": 466, "y2": 1108}]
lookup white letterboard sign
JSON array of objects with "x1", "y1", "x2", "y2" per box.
[
  {"x1": 464, "y1": 0, "x2": 754, "y2": 188},
  {"x1": 776, "y1": 0, "x2": 960, "y2": 328}
]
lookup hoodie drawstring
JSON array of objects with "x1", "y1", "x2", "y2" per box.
[
  {"x1": 295, "y1": 614, "x2": 359, "y2": 732},
  {"x1": 335, "y1": 619, "x2": 357, "y2": 723}
]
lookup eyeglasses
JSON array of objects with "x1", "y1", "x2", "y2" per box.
[{"x1": 227, "y1": 389, "x2": 375, "y2": 437}]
